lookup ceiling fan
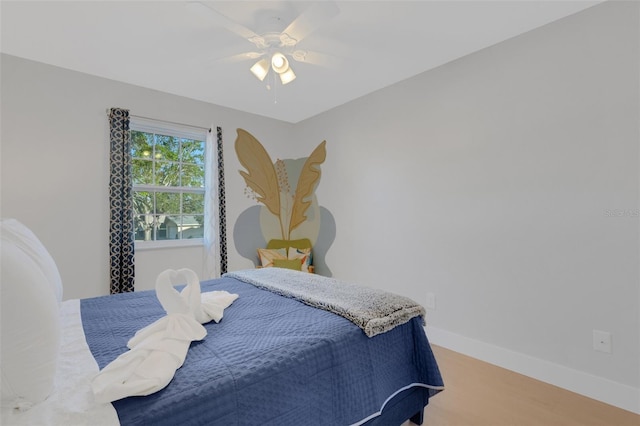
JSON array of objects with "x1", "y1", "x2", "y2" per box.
[{"x1": 188, "y1": 1, "x2": 339, "y2": 87}]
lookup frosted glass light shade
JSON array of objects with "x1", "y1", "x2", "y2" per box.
[
  {"x1": 271, "y1": 53, "x2": 289, "y2": 74},
  {"x1": 279, "y1": 68, "x2": 296, "y2": 85},
  {"x1": 250, "y1": 59, "x2": 269, "y2": 81}
]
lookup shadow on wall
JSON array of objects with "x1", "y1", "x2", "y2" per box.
[{"x1": 232, "y1": 129, "x2": 335, "y2": 276}]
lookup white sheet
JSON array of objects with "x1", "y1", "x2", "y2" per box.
[{"x1": 1, "y1": 299, "x2": 119, "y2": 426}]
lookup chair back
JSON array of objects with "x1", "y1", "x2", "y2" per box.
[{"x1": 266, "y1": 238, "x2": 312, "y2": 250}]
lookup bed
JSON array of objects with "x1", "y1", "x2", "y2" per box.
[{"x1": 1, "y1": 220, "x2": 443, "y2": 425}]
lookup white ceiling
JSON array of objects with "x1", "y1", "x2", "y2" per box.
[{"x1": 1, "y1": 0, "x2": 603, "y2": 123}]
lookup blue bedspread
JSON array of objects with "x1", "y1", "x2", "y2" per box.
[{"x1": 81, "y1": 276, "x2": 443, "y2": 425}]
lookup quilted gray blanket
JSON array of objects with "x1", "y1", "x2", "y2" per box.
[{"x1": 225, "y1": 268, "x2": 426, "y2": 337}]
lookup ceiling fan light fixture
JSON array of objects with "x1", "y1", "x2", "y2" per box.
[
  {"x1": 250, "y1": 58, "x2": 270, "y2": 81},
  {"x1": 279, "y1": 68, "x2": 296, "y2": 85},
  {"x1": 271, "y1": 52, "x2": 290, "y2": 74}
]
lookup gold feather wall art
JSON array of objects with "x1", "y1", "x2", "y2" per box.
[{"x1": 235, "y1": 128, "x2": 326, "y2": 242}]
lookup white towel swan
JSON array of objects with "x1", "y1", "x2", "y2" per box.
[{"x1": 91, "y1": 269, "x2": 238, "y2": 403}]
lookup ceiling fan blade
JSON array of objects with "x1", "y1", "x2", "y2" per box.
[
  {"x1": 282, "y1": 1, "x2": 339, "y2": 43},
  {"x1": 220, "y1": 52, "x2": 266, "y2": 64},
  {"x1": 187, "y1": 1, "x2": 262, "y2": 43},
  {"x1": 292, "y1": 50, "x2": 341, "y2": 68}
]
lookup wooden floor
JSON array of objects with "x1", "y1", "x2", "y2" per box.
[{"x1": 405, "y1": 345, "x2": 640, "y2": 426}]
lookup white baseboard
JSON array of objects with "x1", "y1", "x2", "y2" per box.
[{"x1": 425, "y1": 325, "x2": 640, "y2": 415}]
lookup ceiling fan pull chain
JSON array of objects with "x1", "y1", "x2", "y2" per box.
[{"x1": 273, "y1": 71, "x2": 278, "y2": 104}]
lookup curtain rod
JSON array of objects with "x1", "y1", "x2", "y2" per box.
[{"x1": 106, "y1": 108, "x2": 211, "y2": 132}]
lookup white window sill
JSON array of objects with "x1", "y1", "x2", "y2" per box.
[{"x1": 135, "y1": 238, "x2": 204, "y2": 251}]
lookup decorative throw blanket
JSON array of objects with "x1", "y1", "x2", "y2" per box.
[{"x1": 225, "y1": 268, "x2": 425, "y2": 337}]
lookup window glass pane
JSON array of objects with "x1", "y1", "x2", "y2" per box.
[
  {"x1": 163, "y1": 216, "x2": 182, "y2": 240},
  {"x1": 182, "y1": 193, "x2": 204, "y2": 214},
  {"x1": 181, "y1": 139, "x2": 205, "y2": 166},
  {"x1": 156, "y1": 192, "x2": 180, "y2": 215},
  {"x1": 133, "y1": 191, "x2": 154, "y2": 215},
  {"x1": 134, "y1": 214, "x2": 155, "y2": 242},
  {"x1": 131, "y1": 131, "x2": 153, "y2": 159},
  {"x1": 182, "y1": 164, "x2": 205, "y2": 188},
  {"x1": 181, "y1": 215, "x2": 204, "y2": 239},
  {"x1": 156, "y1": 161, "x2": 181, "y2": 186},
  {"x1": 155, "y1": 134, "x2": 179, "y2": 161},
  {"x1": 157, "y1": 216, "x2": 171, "y2": 240},
  {"x1": 132, "y1": 159, "x2": 154, "y2": 185}
]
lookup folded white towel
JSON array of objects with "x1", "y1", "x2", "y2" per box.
[
  {"x1": 91, "y1": 269, "x2": 238, "y2": 403},
  {"x1": 200, "y1": 291, "x2": 240, "y2": 323},
  {"x1": 172, "y1": 269, "x2": 239, "y2": 324}
]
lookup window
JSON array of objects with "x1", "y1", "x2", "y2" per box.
[{"x1": 130, "y1": 117, "x2": 207, "y2": 247}]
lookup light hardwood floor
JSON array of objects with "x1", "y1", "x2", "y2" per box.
[{"x1": 406, "y1": 345, "x2": 640, "y2": 426}]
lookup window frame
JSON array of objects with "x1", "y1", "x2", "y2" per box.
[{"x1": 129, "y1": 117, "x2": 208, "y2": 250}]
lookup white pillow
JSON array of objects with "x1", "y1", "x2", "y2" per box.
[
  {"x1": 0, "y1": 219, "x2": 62, "y2": 303},
  {"x1": 0, "y1": 220, "x2": 61, "y2": 410}
]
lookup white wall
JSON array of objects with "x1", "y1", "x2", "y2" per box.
[
  {"x1": 294, "y1": 0, "x2": 639, "y2": 412},
  {"x1": 1, "y1": 0, "x2": 638, "y2": 414},
  {"x1": 0, "y1": 55, "x2": 293, "y2": 298}
]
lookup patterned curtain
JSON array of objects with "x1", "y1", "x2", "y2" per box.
[
  {"x1": 108, "y1": 108, "x2": 135, "y2": 293},
  {"x1": 204, "y1": 127, "x2": 227, "y2": 278},
  {"x1": 216, "y1": 127, "x2": 228, "y2": 275}
]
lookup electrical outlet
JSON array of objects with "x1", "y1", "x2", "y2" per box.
[
  {"x1": 425, "y1": 292, "x2": 436, "y2": 310},
  {"x1": 593, "y1": 330, "x2": 612, "y2": 353}
]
